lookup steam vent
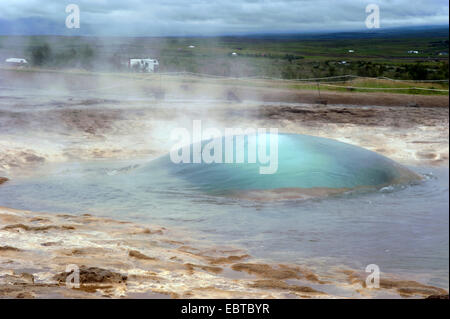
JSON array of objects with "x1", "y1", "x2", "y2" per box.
[{"x1": 144, "y1": 133, "x2": 422, "y2": 199}]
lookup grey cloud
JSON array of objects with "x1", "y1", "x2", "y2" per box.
[{"x1": 0, "y1": 0, "x2": 448, "y2": 36}]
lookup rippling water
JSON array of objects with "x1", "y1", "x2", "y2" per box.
[{"x1": 0, "y1": 157, "x2": 448, "y2": 289}]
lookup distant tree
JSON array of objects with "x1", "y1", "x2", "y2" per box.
[
  {"x1": 436, "y1": 62, "x2": 449, "y2": 80},
  {"x1": 80, "y1": 45, "x2": 95, "y2": 70},
  {"x1": 407, "y1": 63, "x2": 428, "y2": 80},
  {"x1": 29, "y1": 43, "x2": 52, "y2": 66},
  {"x1": 284, "y1": 54, "x2": 295, "y2": 63},
  {"x1": 327, "y1": 65, "x2": 336, "y2": 77}
]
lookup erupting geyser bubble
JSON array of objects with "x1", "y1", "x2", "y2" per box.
[{"x1": 142, "y1": 133, "x2": 422, "y2": 200}]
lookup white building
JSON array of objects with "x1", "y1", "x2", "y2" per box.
[
  {"x1": 348, "y1": 50, "x2": 354, "y2": 53},
  {"x1": 407, "y1": 50, "x2": 419, "y2": 54},
  {"x1": 5, "y1": 58, "x2": 28, "y2": 67},
  {"x1": 128, "y1": 58, "x2": 159, "y2": 73}
]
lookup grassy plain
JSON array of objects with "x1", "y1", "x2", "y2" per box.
[{"x1": 0, "y1": 27, "x2": 448, "y2": 95}]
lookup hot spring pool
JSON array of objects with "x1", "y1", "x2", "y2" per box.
[
  {"x1": 0, "y1": 133, "x2": 448, "y2": 289},
  {"x1": 144, "y1": 133, "x2": 421, "y2": 198}
]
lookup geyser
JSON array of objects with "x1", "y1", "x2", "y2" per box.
[{"x1": 142, "y1": 133, "x2": 421, "y2": 199}]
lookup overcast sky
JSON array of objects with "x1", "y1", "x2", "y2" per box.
[{"x1": 0, "y1": 0, "x2": 448, "y2": 36}]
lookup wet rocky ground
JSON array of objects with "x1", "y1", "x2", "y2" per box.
[
  {"x1": 0, "y1": 93, "x2": 448, "y2": 177},
  {"x1": 0, "y1": 71, "x2": 448, "y2": 298},
  {"x1": 1, "y1": 206, "x2": 448, "y2": 299}
]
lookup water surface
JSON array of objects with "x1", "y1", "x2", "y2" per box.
[{"x1": 0, "y1": 138, "x2": 447, "y2": 289}]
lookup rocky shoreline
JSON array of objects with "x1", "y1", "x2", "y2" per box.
[{"x1": 0, "y1": 206, "x2": 448, "y2": 299}]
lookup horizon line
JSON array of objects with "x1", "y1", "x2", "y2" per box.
[{"x1": 0, "y1": 24, "x2": 448, "y2": 38}]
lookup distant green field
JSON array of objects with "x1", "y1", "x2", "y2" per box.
[
  {"x1": 5, "y1": 66, "x2": 446, "y2": 96},
  {"x1": 0, "y1": 28, "x2": 448, "y2": 95}
]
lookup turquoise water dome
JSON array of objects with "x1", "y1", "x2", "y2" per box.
[{"x1": 142, "y1": 133, "x2": 421, "y2": 199}]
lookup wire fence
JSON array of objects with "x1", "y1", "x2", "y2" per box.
[
  {"x1": 155, "y1": 72, "x2": 449, "y2": 92},
  {"x1": 1, "y1": 68, "x2": 449, "y2": 93}
]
